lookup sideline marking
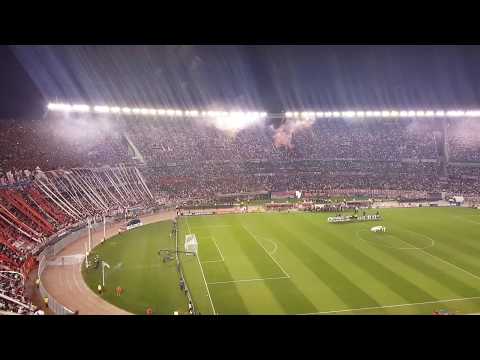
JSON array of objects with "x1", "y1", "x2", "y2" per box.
[
  {"x1": 212, "y1": 237, "x2": 225, "y2": 261},
  {"x1": 299, "y1": 295, "x2": 480, "y2": 315},
  {"x1": 185, "y1": 216, "x2": 217, "y2": 315}
]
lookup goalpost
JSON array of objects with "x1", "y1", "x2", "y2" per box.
[{"x1": 185, "y1": 234, "x2": 198, "y2": 255}]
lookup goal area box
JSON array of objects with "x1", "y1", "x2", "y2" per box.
[{"x1": 185, "y1": 234, "x2": 198, "y2": 255}]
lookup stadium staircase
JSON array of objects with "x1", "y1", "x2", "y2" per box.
[{"x1": 0, "y1": 190, "x2": 54, "y2": 235}]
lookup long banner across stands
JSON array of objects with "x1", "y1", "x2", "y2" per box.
[{"x1": 304, "y1": 189, "x2": 428, "y2": 199}]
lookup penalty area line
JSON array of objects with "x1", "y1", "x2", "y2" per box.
[
  {"x1": 212, "y1": 237, "x2": 225, "y2": 261},
  {"x1": 298, "y1": 295, "x2": 480, "y2": 315},
  {"x1": 241, "y1": 224, "x2": 290, "y2": 279}
]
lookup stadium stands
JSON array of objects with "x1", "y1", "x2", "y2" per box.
[{"x1": 2, "y1": 113, "x2": 480, "y2": 313}]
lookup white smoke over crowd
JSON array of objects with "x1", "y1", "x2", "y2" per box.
[
  {"x1": 203, "y1": 113, "x2": 266, "y2": 136},
  {"x1": 272, "y1": 118, "x2": 315, "y2": 149}
]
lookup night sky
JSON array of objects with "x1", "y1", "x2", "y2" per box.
[{"x1": 3, "y1": 45, "x2": 480, "y2": 120}]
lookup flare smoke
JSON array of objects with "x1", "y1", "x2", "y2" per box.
[{"x1": 273, "y1": 118, "x2": 315, "y2": 149}]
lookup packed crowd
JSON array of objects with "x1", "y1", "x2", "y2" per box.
[
  {"x1": 143, "y1": 160, "x2": 444, "y2": 201},
  {"x1": 447, "y1": 119, "x2": 480, "y2": 162},
  {"x1": 127, "y1": 117, "x2": 441, "y2": 164},
  {"x1": 1, "y1": 114, "x2": 480, "y2": 313},
  {"x1": 0, "y1": 271, "x2": 33, "y2": 314}
]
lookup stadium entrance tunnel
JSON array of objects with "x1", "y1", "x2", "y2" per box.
[{"x1": 356, "y1": 227, "x2": 435, "y2": 250}]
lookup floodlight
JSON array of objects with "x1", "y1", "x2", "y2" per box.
[
  {"x1": 110, "y1": 107, "x2": 121, "y2": 114},
  {"x1": 122, "y1": 107, "x2": 132, "y2": 114},
  {"x1": 465, "y1": 110, "x2": 480, "y2": 117},
  {"x1": 72, "y1": 104, "x2": 90, "y2": 112},
  {"x1": 342, "y1": 111, "x2": 356, "y2": 118},
  {"x1": 94, "y1": 106, "x2": 110, "y2": 113},
  {"x1": 332, "y1": 111, "x2": 340, "y2": 117}
]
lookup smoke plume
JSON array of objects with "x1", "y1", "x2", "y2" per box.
[{"x1": 272, "y1": 118, "x2": 315, "y2": 149}]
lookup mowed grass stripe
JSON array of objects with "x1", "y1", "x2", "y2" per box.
[
  {"x1": 202, "y1": 215, "x2": 313, "y2": 314},
  {"x1": 204, "y1": 223, "x2": 287, "y2": 315},
  {"x1": 337, "y1": 226, "x2": 475, "y2": 300},
  {"x1": 238, "y1": 222, "x2": 318, "y2": 314},
  {"x1": 195, "y1": 216, "x2": 316, "y2": 314},
  {"x1": 401, "y1": 221, "x2": 480, "y2": 275},
  {"x1": 344, "y1": 213, "x2": 480, "y2": 288},
  {"x1": 205, "y1": 227, "x2": 273, "y2": 281},
  {"x1": 307, "y1": 219, "x2": 480, "y2": 300},
  {"x1": 241, "y1": 216, "x2": 349, "y2": 311},
  {"x1": 247, "y1": 215, "x2": 382, "y2": 310},
  {"x1": 282, "y1": 216, "x2": 439, "y2": 305},
  {"x1": 188, "y1": 219, "x2": 251, "y2": 314}
]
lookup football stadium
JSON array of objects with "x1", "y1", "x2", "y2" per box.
[{"x1": 2, "y1": 45, "x2": 480, "y2": 315}]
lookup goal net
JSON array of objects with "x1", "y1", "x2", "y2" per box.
[{"x1": 185, "y1": 234, "x2": 198, "y2": 255}]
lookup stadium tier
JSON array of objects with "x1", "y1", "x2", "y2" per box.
[{"x1": 2, "y1": 112, "x2": 480, "y2": 314}]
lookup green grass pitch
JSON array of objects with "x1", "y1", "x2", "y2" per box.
[{"x1": 83, "y1": 207, "x2": 480, "y2": 314}]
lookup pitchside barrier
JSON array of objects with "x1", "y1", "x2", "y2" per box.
[
  {"x1": 36, "y1": 208, "x2": 163, "y2": 315},
  {"x1": 37, "y1": 219, "x2": 116, "y2": 315}
]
